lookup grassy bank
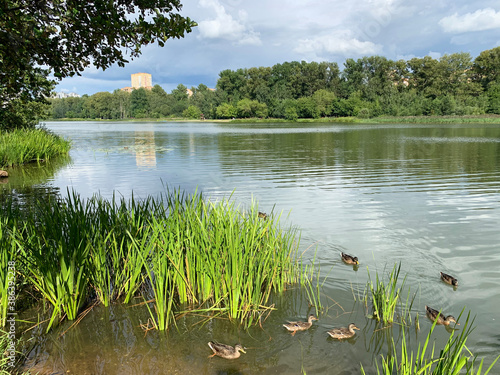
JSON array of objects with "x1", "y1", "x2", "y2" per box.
[
  {"x1": 361, "y1": 115, "x2": 500, "y2": 124},
  {"x1": 0, "y1": 128, "x2": 71, "y2": 168},
  {"x1": 1, "y1": 189, "x2": 303, "y2": 331},
  {"x1": 46, "y1": 114, "x2": 500, "y2": 124}
]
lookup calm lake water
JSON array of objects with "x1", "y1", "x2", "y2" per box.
[{"x1": 2, "y1": 121, "x2": 500, "y2": 374}]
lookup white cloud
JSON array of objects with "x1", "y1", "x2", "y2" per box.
[
  {"x1": 294, "y1": 31, "x2": 381, "y2": 57},
  {"x1": 428, "y1": 51, "x2": 442, "y2": 59},
  {"x1": 439, "y1": 8, "x2": 500, "y2": 33},
  {"x1": 197, "y1": 0, "x2": 261, "y2": 45}
]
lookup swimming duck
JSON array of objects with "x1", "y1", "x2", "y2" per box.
[
  {"x1": 440, "y1": 272, "x2": 458, "y2": 287},
  {"x1": 327, "y1": 323, "x2": 360, "y2": 340},
  {"x1": 283, "y1": 314, "x2": 318, "y2": 336},
  {"x1": 341, "y1": 252, "x2": 359, "y2": 265},
  {"x1": 425, "y1": 305, "x2": 458, "y2": 326},
  {"x1": 208, "y1": 341, "x2": 246, "y2": 359},
  {"x1": 258, "y1": 211, "x2": 267, "y2": 219}
]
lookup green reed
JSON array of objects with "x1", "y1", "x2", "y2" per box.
[
  {"x1": 2, "y1": 188, "x2": 304, "y2": 331},
  {"x1": 0, "y1": 219, "x2": 18, "y2": 328},
  {"x1": 366, "y1": 263, "x2": 412, "y2": 326},
  {"x1": 362, "y1": 312, "x2": 500, "y2": 375},
  {"x1": 0, "y1": 128, "x2": 71, "y2": 168}
]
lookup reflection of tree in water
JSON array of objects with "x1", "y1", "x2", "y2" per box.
[
  {"x1": 0, "y1": 185, "x2": 63, "y2": 217},
  {"x1": 0, "y1": 155, "x2": 70, "y2": 211}
]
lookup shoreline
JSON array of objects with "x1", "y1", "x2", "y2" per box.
[{"x1": 45, "y1": 114, "x2": 500, "y2": 125}]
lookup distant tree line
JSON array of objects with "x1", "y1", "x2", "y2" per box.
[{"x1": 50, "y1": 46, "x2": 500, "y2": 121}]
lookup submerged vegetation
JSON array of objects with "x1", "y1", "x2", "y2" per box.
[
  {"x1": 1, "y1": 189, "x2": 302, "y2": 332},
  {"x1": 0, "y1": 127, "x2": 71, "y2": 168}
]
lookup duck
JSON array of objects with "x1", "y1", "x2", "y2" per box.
[
  {"x1": 208, "y1": 341, "x2": 246, "y2": 359},
  {"x1": 283, "y1": 314, "x2": 318, "y2": 336},
  {"x1": 440, "y1": 272, "x2": 458, "y2": 287},
  {"x1": 327, "y1": 323, "x2": 360, "y2": 340},
  {"x1": 258, "y1": 211, "x2": 267, "y2": 219},
  {"x1": 341, "y1": 252, "x2": 359, "y2": 265},
  {"x1": 425, "y1": 305, "x2": 458, "y2": 326}
]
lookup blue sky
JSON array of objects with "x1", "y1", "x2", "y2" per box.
[{"x1": 55, "y1": 0, "x2": 500, "y2": 96}]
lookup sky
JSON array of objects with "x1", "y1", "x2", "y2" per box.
[{"x1": 55, "y1": 0, "x2": 500, "y2": 96}]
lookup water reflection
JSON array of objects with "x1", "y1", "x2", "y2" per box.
[
  {"x1": 134, "y1": 131, "x2": 157, "y2": 168},
  {"x1": 6, "y1": 121, "x2": 500, "y2": 374}
]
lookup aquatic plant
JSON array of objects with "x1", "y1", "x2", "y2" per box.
[
  {"x1": 0, "y1": 219, "x2": 18, "y2": 328},
  {"x1": 0, "y1": 127, "x2": 71, "y2": 168},
  {"x1": 2, "y1": 188, "x2": 304, "y2": 331},
  {"x1": 365, "y1": 263, "x2": 413, "y2": 326},
  {"x1": 140, "y1": 192, "x2": 302, "y2": 329},
  {"x1": 361, "y1": 312, "x2": 500, "y2": 375}
]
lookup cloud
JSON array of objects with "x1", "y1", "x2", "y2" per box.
[
  {"x1": 294, "y1": 30, "x2": 381, "y2": 58},
  {"x1": 197, "y1": 0, "x2": 261, "y2": 45},
  {"x1": 439, "y1": 8, "x2": 500, "y2": 33}
]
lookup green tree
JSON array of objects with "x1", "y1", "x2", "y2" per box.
[
  {"x1": 486, "y1": 82, "x2": 500, "y2": 114},
  {"x1": 189, "y1": 84, "x2": 217, "y2": 118},
  {"x1": 130, "y1": 88, "x2": 149, "y2": 118},
  {"x1": 170, "y1": 84, "x2": 189, "y2": 116},
  {"x1": 183, "y1": 105, "x2": 202, "y2": 119},
  {"x1": 473, "y1": 46, "x2": 500, "y2": 90},
  {"x1": 148, "y1": 85, "x2": 170, "y2": 117},
  {"x1": 312, "y1": 89, "x2": 337, "y2": 117},
  {"x1": 216, "y1": 69, "x2": 248, "y2": 103},
  {"x1": 216, "y1": 103, "x2": 237, "y2": 119},
  {"x1": 111, "y1": 90, "x2": 131, "y2": 119},
  {"x1": 236, "y1": 99, "x2": 268, "y2": 118},
  {"x1": 1, "y1": 0, "x2": 195, "y2": 129},
  {"x1": 83, "y1": 92, "x2": 114, "y2": 119}
]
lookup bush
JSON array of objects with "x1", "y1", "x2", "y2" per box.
[
  {"x1": 357, "y1": 107, "x2": 371, "y2": 118},
  {"x1": 183, "y1": 105, "x2": 202, "y2": 119},
  {"x1": 216, "y1": 103, "x2": 237, "y2": 119}
]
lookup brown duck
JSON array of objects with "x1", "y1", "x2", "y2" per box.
[
  {"x1": 440, "y1": 272, "x2": 458, "y2": 286},
  {"x1": 283, "y1": 314, "x2": 318, "y2": 336},
  {"x1": 425, "y1": 305, "x2": 458, "y2": 326},
  {"x1": 327, "y1": 323, "x2": 360, "y2": 340},
  {"x1": 341, "y1": 252, "x2": 359, "y2": 265},
  {"x1": 208, "y1": 341, "x2": 246, "y2": 359}
]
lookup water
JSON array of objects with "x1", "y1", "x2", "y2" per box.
[{"x1": 3, "y1": 121, "x2": 500, "y2": 374}]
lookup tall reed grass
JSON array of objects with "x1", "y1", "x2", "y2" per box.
[
  {"x1": 362, "y1": 313, "x2": 500, "y2": 375},
  {"x1": 0, "y1": 127, "x2": 71, "y2": 168},
  {"x1": 365, "y1": 263, "x2": 414, "y2": 326},
  {"x1": 3, "y1": 188, "x2": 303, "y2": 331}
]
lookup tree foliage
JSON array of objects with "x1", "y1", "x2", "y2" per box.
[
  {"x1": 0, "y1": 0, "x2": 195, "y2": 129},
  {"x1": 49, "y1": 47, "x2": 500, "y2": 121}
]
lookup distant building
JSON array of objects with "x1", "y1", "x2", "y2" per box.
[
  {"x1": 122, "y1": 73, "x2": 153, "y2": 92},
  {"x1": 186, "y1": 87, "x2": 215, "y2": 97},
  {"x1": 54, "y1": 91, "x2": 80, "y2": 99}
]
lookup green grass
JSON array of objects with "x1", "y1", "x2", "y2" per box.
[
  {"x1": 0, "y1": 127, "x2": 71, "y2": 168},
  {"x1": 365, "y1": 263, "x2": 413, "y2": 326},
  {"x1": 362, "y1": 312, "x2": 500, "y2": 375},
  {"x1": 3, "y1": 188, "x2": 304, "y2": 331},
  {"x1": 362, "y1": 115, "x2": 500, "y2": 124}
]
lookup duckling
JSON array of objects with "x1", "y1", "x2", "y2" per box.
[
  {"x1": 440, "y1": 272, "x2": 458, "y2": 287},
  {"x1": 327, "y1": 323, "x2": 360, "y2": 340},
  {"x1": 341, "y1": 252, "x2": 359, "y2": 265},
  {"x1": 425, "y1": 305, "x2": 458, "y2": 326},
  {"x1": 208, "y1": 341, "x2": 246, "y2": 359},
  {"x1": 283, "y1": 314, "x2": 318, "y2": 336}
]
